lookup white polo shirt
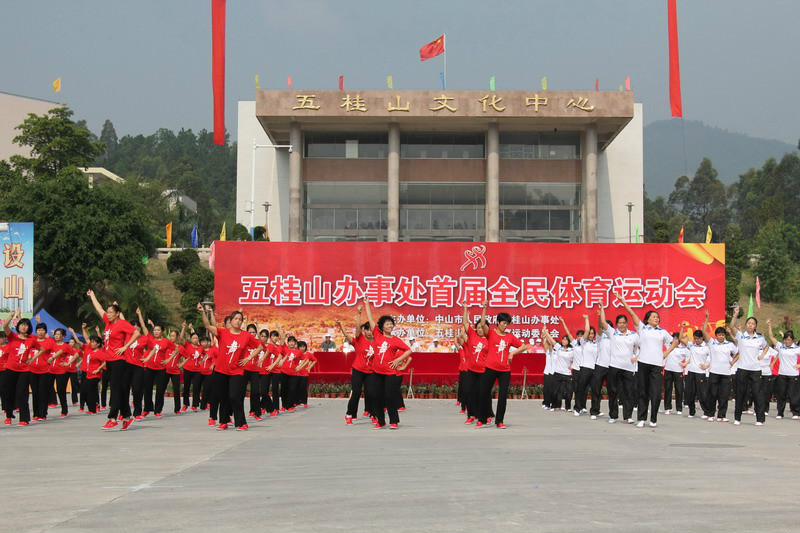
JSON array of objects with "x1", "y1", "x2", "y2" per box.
[
  {"x1": 543, "y1": 349, "x2": 554, "y2": 376},
  {"x1": 596, "y1": 335, "x2": 611, "y2": 368},
  {"x1": 553, "y1": 345, "x2": 574, "y2": 376},
  {"x1": 708, "y1": 339, "x2": 738, "y2": 376},
  {"x1": 637, "y1": 324, "x2": 674, "y2": 366},
  {"x1": 734, "y1": 331, "x2": 768, "y2": 371},
  {"x1": 776, "y1": 344, "x2": 800, "y2": 377},
  {"x1": 760, "y1": 347, "x2": 776, "y2": 376},
  {"x1": 665, "y1": 344, "x2": 688, "y2": 373},
  {"x1": 687, "y1": 342, "x2": 710, "y2": 374},
  {"x1": 571, "y1": 338, "x2": 583, "y2": 371},
  {"x1": 605, "y1": 328, "x2": 639, "y2": 372},
  {"x1": 579, "y1": 339, "x2": 598, "y2": 370}
]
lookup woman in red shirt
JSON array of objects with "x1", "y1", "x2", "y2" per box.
[
  {"x1": 3, "y1": 310, "x2": 39, "y2": 426},
  {"x1": 279, "y1": 336, "x2": 303, "y2": 412},
  {"x1": 163, "y1": 328, "x2": 187, "y2": 415},
  {"x1": 197, "y1": 304, "x2": 262, "y2": 430},
  {"x1": 364, "y1": 298, "x2": 412, "y2": 430},
  {"x1": 460, "y1": 302, "x2": 491, "y2": 425},
  {"x1": 28, "y1": 322, "x2": 54, "y2": 421},
  {"x1": 179, "y1": 328, "x2": 205, "y2": 412},
  {"x1": 199, "y1": 336, "x2": 214, "y2": 412},
  {"x1": 78, "y1": 335, "x2": 108, "y2": 416},
  {"x1": 242, "y1": 323, "x2": 264, "y2": 420},
  {"x1": 66, "y1": 336, "x2": 81, "y2": 406},
  {"x1": 296, "y1": 341, "x2": 317, "y2": 409},
  {"x1": 337, "y1": 306, "x2": 376, "y2": 425},
  {"x1": 46, "y1": 328, "x2": 73, "y2": 418},
  {"x1": 264, "y1": 329, "x2": 285, "y2": 417},
  {"x1": 142, "y1": 325, "x2": 176, "y2": 419}
]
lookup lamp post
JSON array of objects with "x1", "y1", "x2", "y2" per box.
[
  {"x1": 626, "y1": 202, "x2": 634, "y2": 243},
  {"x1": 262, "y1": 201, "x2": 271, "y2": 241},
  {"x1": 250, "y1": 139, "x2": 291, "y2": 231}
]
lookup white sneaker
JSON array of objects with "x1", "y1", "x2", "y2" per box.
[
  {"x1": 573, "y1": 410, "x2": 580, "y2": 417},
  {"x1": 560, "y1": 407, "x2": 567, "y2": 411},
  {"x1": 636, "y1": 420, "x2": 645, "y2": 428},
  {"x1": 664, "y1": 409, "x2": 672, "y2": 415},
  {"x1": 755, "y1": 421, "x2": 764, "y2": 426},
  {"x1": 548, "y1": 408, "x2": 555, "y2": 412},
  {"x1": 701, "y1": 415, "x2": 708, "y2": 420},
  {"x1": 720, "y1": 418, "x2": 729, "y2": 422},
  {"x1": 633, "y1": 406, "x2": 638, "y2": 411},
  {"x1": 733, "y1": 420, "x2": 741, "y2": 426},
  {"x1": 581, "y1": 409, "x2": 587, "y2": 413},
  {"x1": 688, "y1": 415, "x2": 694, "y2": 418},
  {"x1": 792, "y1": 416, "x2": 800, "y2": 420},
  {"x1": 590, "y1": 415, "x2": 597, "y2": 420},
  {"x1": 598, "y1": 412, "x2": 606, "y2": 417},
  {"x1": 649, "y1": 422, "x2": 657, "y2": 428},
  {"x1": 676, "y1": 411, "x2": 683, "y2": 415},
  {"x1": 626, "y1": 418, "x2": 634, "y2": 424},
  {"x1": 608, "y1": 418, "x2": 617, "y2": 424},
  {"x1": 745, "y1": 409, "x2": 754, "y2": 415},
  {"x1": 775, "y1": 415, "x2": 783, "y2": 419},
  {"x1": 708, "y1": 417, "x2": 716, "y2": 422}
]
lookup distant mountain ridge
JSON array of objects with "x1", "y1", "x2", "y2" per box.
[{"x1": 643, "y1": 119, "x2": 796, "y2": 198}]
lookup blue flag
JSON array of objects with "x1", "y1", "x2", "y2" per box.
[
  {"x1": 440, "y1": 72, "x2": 445, "y2": 90},
  {"x1": 191, "y1": 225, "x2": 198, "y2": 248}
]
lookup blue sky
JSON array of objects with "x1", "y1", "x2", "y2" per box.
[{"x1": 2, "y1": 0, "x2": 796, "y2": 143}]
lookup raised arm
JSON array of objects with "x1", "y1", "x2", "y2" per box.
[
  {"x1": 729, "y1": 304, "x2": 740, "y2": 332},
  {"x1": 363, "y1": 297, "x2": 376, "y2": 331},
  {"x1": 559, "y1": 316, "x2": 573, "y2": 342},
  {"x1": 462, "y1": 302, "x2": 471, "y2": 335},
  {"x1": 135, "y1": 307, "x2": 149, "y2": 336},
  {"x1": 86, "y1": 289, "x2": 105, "y2": 319},
  {"x1": 765, "y1": 318, "x2": 779, "y2": 347},
  {"x1": 702, "y1": 310, "x2": 711, "y2": 343},
  {"x1": 598, "y1": 304, "x2": 610, "y2": 333},
  {"x1": 197, "y1": 303, "x2": 218, "y2": 337},
  {"x1": 335, "y1": 317, "x2": 354, "y2": 345},
  {"x1": 614, "y1": 291, "x2": 641, "y2": 328},
  {"x1": 3, "y1": 310, "x2": 15, "y2": 336},
  {"x1": 478, "y1": 300, "x2": 488, "y2": 332}
]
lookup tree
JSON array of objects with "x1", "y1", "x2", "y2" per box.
[
  {"x1": 230, "y1": 223, "x2": 252, "y2": 241},
  {"x1": 10, "y1": 107, "x2": 104, "y2": 177},
  {"x1": 752, "y1": 220, "x2": 798, "y2": 302},
  {"x1": 668, "y1": 158, "x2": 731, "y2": 242},
  {"x1": 167, "y1": 248, "x2": 200, "y2": 274},
  {"x1": 98, "y1": 119, "x2": 118, "y2": 155}
]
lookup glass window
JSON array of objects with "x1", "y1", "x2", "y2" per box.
[
  {"x1": 500, "y1": 210, "x2": 527, "y2": 231},
  {"x1": 306, "y1": 182, "x2": 387, "y2": 205},
  {"x1": 500, "y1": 183, "x2": 580, "y2": 206},
  {"x1": 357, "y1": 209, "x2": 380, "y2": 230},
  {"x1": 308, "y1": 209, "x2": 334, "y2": 230},
  {"x1": 305, "y1": 132, "x2": 388, "y2": 158},
  {"x1": 499, "y1": 132, "x2": 580, "y2": 159},
  {"x1": 527, "y1": 210, "x2": 549, "y2": 230},
  {"x1": 549, "y1": 210, "x2": 571, "y2": 230},
  {"x1": 400, "y1": 132, "x2": 484, "y2": 159},
  {"x1": 401, "y1": 182, "x2": 485, "y2": 205}
]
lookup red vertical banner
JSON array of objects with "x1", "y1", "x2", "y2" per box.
[
  {"x1": 668, "y1": 0, "x2": 683, "y2": 117},
  {"x1": 595, "y1": 78, "x2": 599, "y2": 91},
  {"x1": 625, "y1": 76, "x2": 631, "y2": 92},
  {"x1": 211, "y1": 0, "x2": 226, "y2": 145},
  {"x1": 338, "y1": 75, "x2": 344, "y2": 91}
]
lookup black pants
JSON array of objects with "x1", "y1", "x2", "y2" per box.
[
  {"x1": 268, "y1": 373, "x2": 282, "y2": 412},
  {"x1": 367, "y1": 372, "x2": 399, "y2": 426},
  {"x1": 347, "y1": 369, "x2": 372, "y2": 417},
  {"x1": 69, "y1": 372, "x2": 79, "y2": 404},
  {"x1": 243, "y1": 370, "x2": 261, "y2": 416},
  {"x1": 54, "y1": 374, "x2": 70, "y2": 415},
  {"x1": 212, "y1": 371, "x2": 247, "y2": 428},
  {"x1": 636, "y1": 362, "x2": 663, "y2": 423},
  {"x1": 280, "y1": 373, "x2": 299, "y2": 409},
  {"x1": 735, "y1": 369, "x2": 765, "y2": 423},
  {"x1": 457, "y1": 370, "x2": 467, "y2": 406},
  {"x1": 574, "y1": 367, "x2": 594, "y2": 412},
  {"x1": 106, "y1": 359, "x2": 130, "y2": 420},
  {"x1": 756, "y1": 374, "x2": 775, "y2": 413},
  {"x1": 168, "y1": 373, "x2": 181, "y2": 412},
  {"x1": 708, "y1": 373, "x2": 731, "y2": 418},
  {"x1": 298, "y1": 376, "x2": 310, "y2": 405},
  {"x1": 6, "y1": 370, "x2": 30, "y2": 422},
  {"x1": 258, "y1": 374, "x2": 273, "y2": 413},
  {"x1": 478, "y1": 368, "x2": 511, "y2": 424},
  {"x1": 607, "y1": 367, "x2": 635, "y2": 421},
  {"x1": 0, "y1": 371, "x2": 8, "y2": 416},
  {"x1": 200, "y1": 373, "x2": 211, "y2": 409},
  {"x1": 183, "y1": 369, "x2": 203, "y2": 409},
  {"x1": 30, "y1": 373, "x2": 51, "y2": 419},
  {"x1": 462, "y1": 370, "x2": 483, "y2": 418},
  {"x1": 553, "y1": 372, "x2": 573, "y2": 410},
  {"x1": 100, "y1": 370, "x2": 110, "y2": 408},
  {"x1": 143, "y1": 368, "x2": 168, "y2": 414},
  {"x1": 121, "y1": 363, "x2": 145, "y2": 417},
  {"x1": 663, "y1": 370, "x2": 684, "y2": 411},
  {"x1": 82, "y1": 377, "x2": 100, "y2": 414},
  {"x1": 589, "y1": 366, "x2": 608, "y2": 416},
  {"x1": 685, "y1": 372, "x2": 710, "y2": 416},
  {"x1": 387, "y1": 374, "x2": 403, "y2": 411},
  {"x1": 775, "y1": 375, "x2": 800, "y2": 416}
]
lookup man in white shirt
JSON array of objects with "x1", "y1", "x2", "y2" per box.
[
  {"x1": 705, "y1": 320, "x2": 738, "y2": 422},
  {"x1": 662, "y1": 331, "x2": 688, "y2": 415},
  {"x1": 685, "y1": 330, "x2": 712, "y2": 418}
]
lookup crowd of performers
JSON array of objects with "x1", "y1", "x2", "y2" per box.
[{"x1": 0, "y1": 291, "x2": 318, "y2": 431}]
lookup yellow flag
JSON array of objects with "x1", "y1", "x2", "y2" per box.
[
  {"x1": 386, "y1": 75, "x2": 393, "y2": 89},
  {"x1": 706, "y1": 225, "x2": 712, "y2": 244},
  {"x1": 52, "y1": 78, "x2": 62, "y2": 93},
  {"x1": 541, "y1": 77, "x2": 547, "y2": 91},
  {"x1": 165, "y1": 222, "x2": 173, "y2": 248},
  {"x1": 220, "y1": 222, "x2": 226, "y2": 241},
  {"x1": 254, "y1": 74, "x2": 260, "y2": 90}
]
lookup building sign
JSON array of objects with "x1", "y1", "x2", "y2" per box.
[
  {"x1": 214, "y1": 242, "x2": 724, "y2": 349},
  {"x1": 0, "y1": 222, "x2": 34, "y2": 322},
  {"x1": 258, "y1": 90, "x2": 633, "y2": 120}
]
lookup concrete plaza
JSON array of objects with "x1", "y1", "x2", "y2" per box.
[{"x1": 1, "y1": 398, "x2": 798, "y2": 533}]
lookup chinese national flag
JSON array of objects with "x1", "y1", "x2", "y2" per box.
[{"x1": 420, "y1": 35, "x2": 445, "y2": 61}]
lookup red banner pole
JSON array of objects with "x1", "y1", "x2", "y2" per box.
[{"x1": 211, "y1": 0, "x2": 226, "y2": 144}]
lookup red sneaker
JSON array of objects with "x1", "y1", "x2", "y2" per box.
[
  {"x1": 72, "y1": 402, "x2": 78, "y2": 406},
  {"x1": 154, "y1": 413, "x2": 162, "y2": 419},
  {"x1": 121, "y1": 418, "x2": 134, "y2": 431},
  {"x1": 398, "y1": 407, "x2": 406, "y2": 412},
  {"x1": 191, "y1": 407, "x2": 198, "y2": 412},
  {"x1": 372, "y1": 424, "x2": 384, "y2": 430},
  {"x1": 216, "y1": 423, "x2": 228, "y2": 430},
  {"x1": 288, "y1": 407, "x2": 295, "y2": 412},
  {"x1": 389, "y1": 423, "x2": 398, "y2": 429},
  {"x1": 270, "y1": 411, "x2": 277, "y2": 418},
  {"x1": 345, "y1": 416, "x2": 354, "y2": 425},
  {"x1": 101, "y1": 420, "x2": 118, "y2": 430},
  {"x1": 48, "y1": 403, "x2": 58, "y2": 408},
  {"x1": 60, "y1": 413, "x2": 67, "y2": 418},
  {"x1": 3, "y1": 418, "x2": 10, "y2": 425},
  {"x1": 236, "y1": 424, "x2": 249, "y2": 431},
  {"x1": 135, "y1": 415, "x2": 142, "y2": 421},
  {"x1": 180, "y1": 406, "x2": 188, "y2": 413},
  {"x1": 465, "y1": 417, "x2": 475, "y2": 424},
  {"x1": 208, "y1": 418, "x2": 216, "y2": 426},
  {"x1": 117, "y1": 415, "x2": 123, "y2": 421},
  {"x1": 32, "y1": 417, "x2": 40, "y2": 421},
  {"x1": 18, "y1": 421, "x2": 29, "y2": 426},
  {"x1": 496, "y1": 423, "x2": 507, "y2": 429},
  {"x1": 459, "y1": 409, "x2": 466, "y2": 414},
  {"x1": 303, "y1": 404, "x2": 309, "y2": 409},
  {"x1": 475, "y1": 422, "x2": 485, "y2": 429},
  {"x1": 280, "y1": 407, "x2": 286, "y2": 412},
  {"x1": 142, "y1": 411, "x2": 149, "y2": 417},
  {"x1": 487, "y1": 417, "x2": 493, "y2": 425},
  {"x1": 254, "y1": 416, "x2": 263, "y2": 421},
  {"x1": 370, "y1": 416, "x2": 378, "y2": 424},
  {"x1": 248, "y1": 411, "x2": 255, "y2": 418},
  {"x1": 363, "y1": 411, "x2": 370, "y2": 417},
  {"x1": 78, "y1": 408, "x2": 84, "y2": 412}
]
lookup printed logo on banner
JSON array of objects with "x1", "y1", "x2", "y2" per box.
[{"x1": 460, "y1": 245, "x2": 487, "y2": 271}]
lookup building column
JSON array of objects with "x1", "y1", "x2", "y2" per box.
[
  {"x1": 288, "y1": 121, "x2": 302, "y2": 242},
  {"x1": 485, "y1": 123, "x2": 500, "y2": 242},
  {"x1": 387, "y1": 122, "x2": 400, "y2": 242},
  {"x1": 584, "y1": 123, "x2": 598, "y2": 243}
]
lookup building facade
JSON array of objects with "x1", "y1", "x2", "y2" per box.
[{"x1": 237, "y1": 90, "x2": 643, "y2": 243}]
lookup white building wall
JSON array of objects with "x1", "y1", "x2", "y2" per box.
[
  {"x1": 0, "y1": 92, "x2": 61, "y2": 163},
  {"x1": 597, "y1": 102, "x2": 644, "y2": 243},
  {"x1": 235, "y1": 101, "x2": 289, "y2": 241}
]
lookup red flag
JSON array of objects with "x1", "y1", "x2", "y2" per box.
[
  {"x1": 287, "y1": 76, "x2": 292, "y2": 89},
  {"x1": 420, "y1": 35, "x2": 445, "y2": 61},
  {"x1": 668, "y1": 0, "x2": 683, "y2": 117},
  {"x1": 625, "y1": 76, "x2": 631, "y2": 91},
  {"x1": 211, "y1": 0, "x2": 226, "y2": 145},
  {"x1": 678, "y1": 226, "x2": 684, "y2": 243},
  {"x1": 595, "y1": 78, "x2": 599, "y2": 91},
  {"x1": 755, "y1": 276, "x2": 761, "y2": 309},
  {"x1": 338, "y1": 75, "x2": 344, "y2": 91},
  {"x1": 208, "y1": 241, "x2": 216, "y2": 271}
]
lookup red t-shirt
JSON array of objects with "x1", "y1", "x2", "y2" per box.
[
  {"x1": 352, "y1": 333, "x2": 374, "y2": 374},
  {"x1": 280, "y1": 346, "x2": 302, "y2": 376},
  {"x1": 48, "y1": 341, "x2": 72, "y2": 375},
  {"x1": 243, "y1": 336, "x2": 262, "y2": 373},
  {"x1": 126, "y1": 333, "x2": 152, "y2": 367},
  {"x1": 146, "y1": 337, "x2": 175, "y2": 371},
  {"x1": 265, "y1": 343, "x2": 282, "y2": 373},
  {"x1": 484, "y1": 326, "x2": 523, "y2": 373},
  {"x1": 457, "y1": 346, "x2": 468, "y2": 372},
  {"x1": 30, "y1": 336, "x2": 54, "y2": 374},
  {"x1": 82, "y1": 346, "x2": 108, "y2": 378},
  {"x1": 182, "y1": 342, "x2": 204, "y2": 373},
  {"x1": 465, "y1": 327, "x2": 489, "y2": 373},
  {"x1": 165, "y1": 345, "x2": 183, "y2": 375},
  {"x1": 5, "y1": 332, "x2": 40, "y2": 372},
  {"x1": 102, "y1": 314, "x2": 136, "y2": 362},
  {"x1": 201, "y1": 346, "x2": 216, "y2": 375},
  {"x1": 298, "y1": 352, "x2": 316, "y2": 377},
  {"x1": 0, "y1": 343, "x2": 8, "y2": 371},
  {"x1": 215, "y1": 329, "x2": 261, "y2": 376},
  {"x1": 372, "y1": 326, "x2": 410, "y2": 375}
]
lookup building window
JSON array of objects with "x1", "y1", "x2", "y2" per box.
[
  {"x1": 499, "y1": 132, "x2": 580, "y2": 159},
  {"x1": 400, "y1": 182, "x2": 485, "y2": 205},
  {"x1": 400, "y1": 209, "x2": 484, "y2": 231},
  {"x1": 500, "y1": 183, "x2": 580, "y2": 206},
  {"x1": 306, "y1": 182, "x2": 387, "y2": 205},
  {"x1": 307, "y1": 209, "x2": 388, "y2": 231},
  {"x1": 400, "y1": 132, "x2": 484, "y2": 159},
  {"x1": 500, "y1": 209, "x2": 580, "y2": 231},
  {"x1": 304, "y1": 132, "x2": 388, "y2": 158}
]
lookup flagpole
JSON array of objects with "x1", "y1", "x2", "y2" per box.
[{"x1": 443, "y1": 33, "x2": 447, "y2": 90}]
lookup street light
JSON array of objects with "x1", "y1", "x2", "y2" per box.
[
  {"x1": 626, "y1": 202, "x2": 634, "y2": 243},
  {"x1": 250, "y1": 139, "x2": 291, "y2": 230},
  {"x1": 262, "y1": 201, "x2": 271, "y2": 241}
]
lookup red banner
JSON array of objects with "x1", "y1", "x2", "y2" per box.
[
  {"x1": 213, "y1": 242, "x2": 725, "y2": 354},
  {"x1": 668, "y1": 0, "x2": 683, "y2": 117},
  {"x1": 211, "y1": 0, "x2": 226, "y2": 145}
]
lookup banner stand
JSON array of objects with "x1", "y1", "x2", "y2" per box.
[
  {"x1": 521, "y1": 368, "x2": 529, "y2": 400},
  {"x1": 406, "y1": 369, "x2": 415, "y2": 399}
]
